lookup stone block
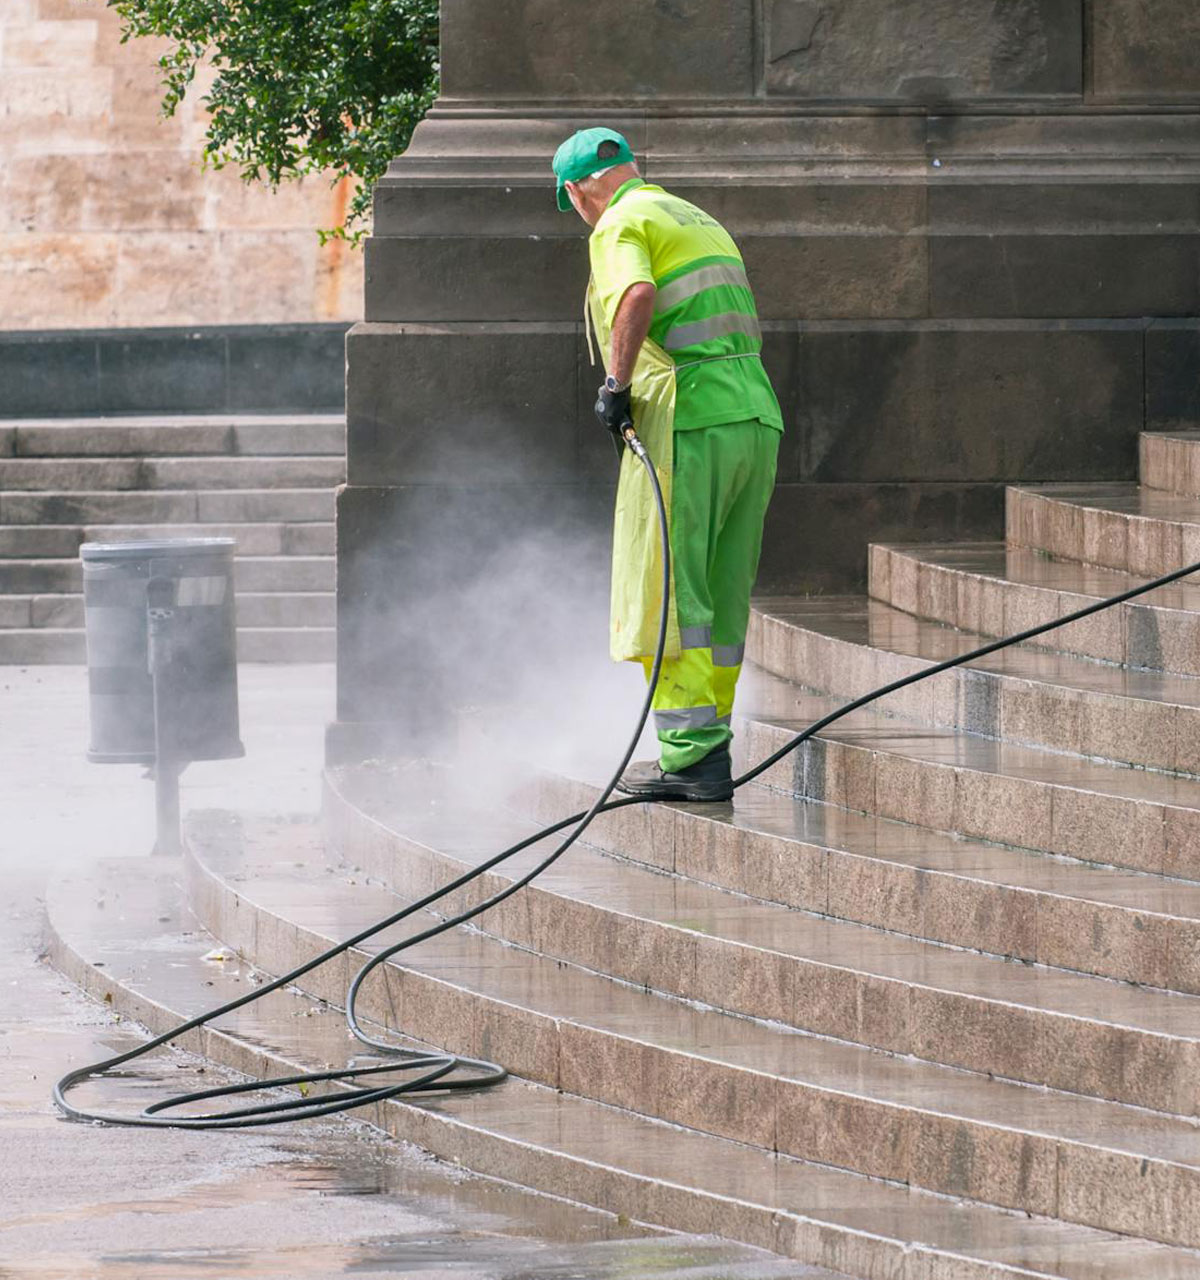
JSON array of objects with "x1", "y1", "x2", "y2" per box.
[
  {"x1": 364, "y1": 236, "x2": 587, "y2": 323},
  {"x1": 757, "y1": 482, "x2": 1006, "y2": 591},
  {"x1": 0, "y1": 65, "x2": 112, "y2": 127},
  {"x1": 1147, "y1": 322, "x2": 1200, "y2": 433},
  {"x1": 96, "y1": 330, "x2": 226, "y2": 413},
  {"x1": 776, "y1": 1083, "x2": 909, "y2": 1182},
  {"x1": 955, "y1": 769, "x2": 1053, "y2": 851},
  {"x1": 765, "y1": 0, "x2": 1082, "y2": 101},
  {"x1": 346, "y1": 323, "x2": 585, "y2": 485},
  {"x1": 1, "y1": 19, "x2": 100, "y2": 69},
  {"x1": 931, "y1": 235, "x2": 1200, "y2": 318},
  {"x1": 0, "y1": 232, "x2": 118, "y2": 328},
  {"x1": 791, "y1": 322, "x2": 1143, "y2": 485},
  {"x1": 0, "y1": 332, "x2": 101, "y2": 418},
  {"x1": 228, "y1": 326, "x2": 348, "y2": 412},
  {"x1": 909, "y1": 1113, "x2": 1058, "y2": 1215},
  {"x1": 1050, "y1": 788, "x2": 1165, "y2": 874},
  {"x1": 740, "y1": 234, "x2": 927, "y2": 320},
  {"x1": 220, "y1": 231, "x2": 321, "y2": 325},
  {"x1": 112, "y1": 232, "x2": 216, "y2": 327},
  {"x1": 928, "y1": 179, "x2": 1200, "y2": 235},
  {"x1": 671, "y1": 179, "x2": 928, "y2": 239},
  {"x1": 373, "y1": 179, "x2": 569, "y2": 240},
  {"x1": 441, "y1": 0, "x2": 755, "y2": 100},
  {"x1": 1091, "y1": 0, "x2": 1200, "y2": 101}
]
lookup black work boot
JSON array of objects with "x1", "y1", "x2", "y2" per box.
[{"x1": 616, "y1": 744, "x2": 733, "y2": 803}]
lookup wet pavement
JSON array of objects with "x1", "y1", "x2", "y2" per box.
[{"x1": 0, "y1": 664, "x2": 817, "y2": 1279}]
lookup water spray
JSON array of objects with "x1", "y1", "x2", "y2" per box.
[{"x1": 54, "y1": 421, "x2": 1200, "y2": 1128}]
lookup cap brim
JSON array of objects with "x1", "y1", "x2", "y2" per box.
[{"x1": 556, "y1": 183, "x2": 572, "y2": 212}]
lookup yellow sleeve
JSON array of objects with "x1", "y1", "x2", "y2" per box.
[{"x1": 588, "y1": 215, "x2": 656, "y2": 332}]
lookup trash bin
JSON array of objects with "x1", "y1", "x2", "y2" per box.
[{"x1": 81, "y1": 538, "x2": 244, "y2": 765}]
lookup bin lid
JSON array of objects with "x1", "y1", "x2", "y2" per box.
[{"x1": 81, "y1": 537, "x2": 236, "y2": 562}]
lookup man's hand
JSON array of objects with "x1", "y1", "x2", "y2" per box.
[{"x1": 595, "y1": 380, "x2": 633, "y2": 433}]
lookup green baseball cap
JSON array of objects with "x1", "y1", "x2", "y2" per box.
[{"x1": 552, "y1": 127, "x2": 635, "y2": 212}]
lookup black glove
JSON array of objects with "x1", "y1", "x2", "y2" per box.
[
  {"x1": 596, "y1": 382, "x2": 633, "y2": 462},
  {"x1": 595, "y1": 382, "x2": 633, "y2": 438}
]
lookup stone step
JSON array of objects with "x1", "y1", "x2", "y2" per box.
[
  {"x1": 184, "y1": 813, "x2": 1200, "y2": 1251},
  {"x1": 0, "y1": 627, "x2": 84, "y2": 663},
  {"x1": 509, "y1": 752, "x2": 1200, "y2": 997},
  {"x1": 3, "y1": 414, "x2": 346, "y2": 458},
  {"x1": 0, "y1": 488, "x2": 335, "y2": 525},
  {"x1": 0, "y1": 456, "x2": 345, "y2": 492},
  {"x1": 0, "y1": 522, "x2": 334, "y2": 558},
  {"x1": 49, "y1": 863, "x2": 1189, "y2": 1280},
  {"x1": 1006, "y1": 483, "x2": 1200, "y2": 577},
  {"x1": 0, "y1": 591, "x2": 334, "y2": 632},
  {"x1": 82, "y1": 522, "x2": 335, "y2": 557},
  {"x1": 325, "y1": 764, "x2": 1200, "y2": 1114},
  {"x1": 749, "y1": 594, "x2": 1200, "y2": 775},
  {"x1": 0, "y1": 625, "x2": 334, "y2": 665},
  {"x1": 0, "y1": 555, "x2": 333, "y2": 594},
  {"x1": 1141, "y1": 432, "x2": 1200, "y2": 498},
  {"x1": 737, "y1": 671, "x2": 1200, "y2": 882},
  {"x1": 0, "y1": 524, "x2": 83, "y2": 558},
  {"x1": 870, "y1": 542, "x2": 1200, "y2": 676}
]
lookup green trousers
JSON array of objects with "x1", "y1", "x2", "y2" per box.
[{"x1": 641, "y1": 419, "x2": 780, "y2": 773}]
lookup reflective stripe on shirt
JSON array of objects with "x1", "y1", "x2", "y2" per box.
[
  {"x1": 664, "y1": 311, "x2": 762, "y2": 353},
  {"x1": 655, "y1": 262, "x2": 752, "y2": 312}
]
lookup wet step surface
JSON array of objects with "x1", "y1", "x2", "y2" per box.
[
  {"x1": 749, "y1": 593, "x2": 1200, "y2": 774},
  {"x1": 326, "y1": 762, "x2": 1200, "y2": 1101},
  {"x1": 1008, "y1": 484, "x2": 1200, "y2": 577},
  {"x1": 45, "y1": 856, "x2": 1200, "y2": 1280},
  {"x1": 870, "y1": 542, "x2": 1200, "y2": 675},
  {"x1": 30, "y1": 867, "x2": 817, "y2": 1280},
  {"x1": 184, "y1": 811, "x2": 1200, "y2": 1250},
  {"x1": 508, "y1": 749, "x2": 1200, "y2": 988}
]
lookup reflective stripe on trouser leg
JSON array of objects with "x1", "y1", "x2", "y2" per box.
[{"x1": 640, "y1": 646, "x2": 732, "y2": 775}]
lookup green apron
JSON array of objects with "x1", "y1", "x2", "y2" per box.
[{"x1": 587, "y1": 280, "x2": 682, "y2": 664}]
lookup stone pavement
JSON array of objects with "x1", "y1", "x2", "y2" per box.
[{"x1": 0, "y1": 662, "x2": 812, "y2": 1279}]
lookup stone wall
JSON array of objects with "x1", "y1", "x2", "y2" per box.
[{"x1": 0, "y1": 0, "x2": 362, "y2": 331}]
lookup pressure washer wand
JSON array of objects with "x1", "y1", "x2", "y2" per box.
[{"x1": 620, "y1": 419, "x2": 649, "y2": 461}]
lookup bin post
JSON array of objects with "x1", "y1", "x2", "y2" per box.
[{"x1": 147, "y1": 576, "x2": 182, "y2": 857}]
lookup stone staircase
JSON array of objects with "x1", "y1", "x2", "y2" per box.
[
  {"x1": 44, "y1": 429, "x2": 1200, "y2": 1277},
  {"x1": 0, "y1": 414, "x2": 342, "y2": 663}
]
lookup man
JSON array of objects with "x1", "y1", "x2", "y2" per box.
[{"x1": 553, "y1": 127, "x2": 782, "y2": 803}]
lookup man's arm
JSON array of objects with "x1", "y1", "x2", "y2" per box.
[{"x1": 608, "y1": 282, "x2": 657, "y2": 386}]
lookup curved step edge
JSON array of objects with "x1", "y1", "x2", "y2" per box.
[
  {"x1": 748, "y1": 596, "x2": 1200, "y2": 777},
  {"x1": 1142, "y1": 433, "x2": 1200, "y2": 500},
  {"x1": 1007, "y1": 485, "x2": 1200, "y2": 579},
  {"x1": 869, "y1": 543, "x2": 1200, "y2": 677}
]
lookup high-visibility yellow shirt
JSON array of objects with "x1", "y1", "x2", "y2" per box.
[{"x1": 588, "y1": 179, "x2": 783, "y2": 433}]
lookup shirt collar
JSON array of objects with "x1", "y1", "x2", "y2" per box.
[{"x1": 606, "y1": 177, "x2": 648, "y2": 210}]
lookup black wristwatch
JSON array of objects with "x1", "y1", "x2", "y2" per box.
[{"x1": 604, "y1": 374, "x2": 631, "y2": 394}]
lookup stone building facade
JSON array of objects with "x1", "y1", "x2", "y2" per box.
[{"x1": 0, "y1": 0, "x2": 361, "y2": 331}]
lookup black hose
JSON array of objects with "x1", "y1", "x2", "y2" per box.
[
  {"x1": 55, "y1": 438, "x2": 1200, "y2": 1128},
  {"x1": 53, "y1": 430, "x2": 669, "y2": 1129}
]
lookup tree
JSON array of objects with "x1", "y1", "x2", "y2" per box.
[{"x1": 112, "y1": 0, "x2": 440, "y2": 241}]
